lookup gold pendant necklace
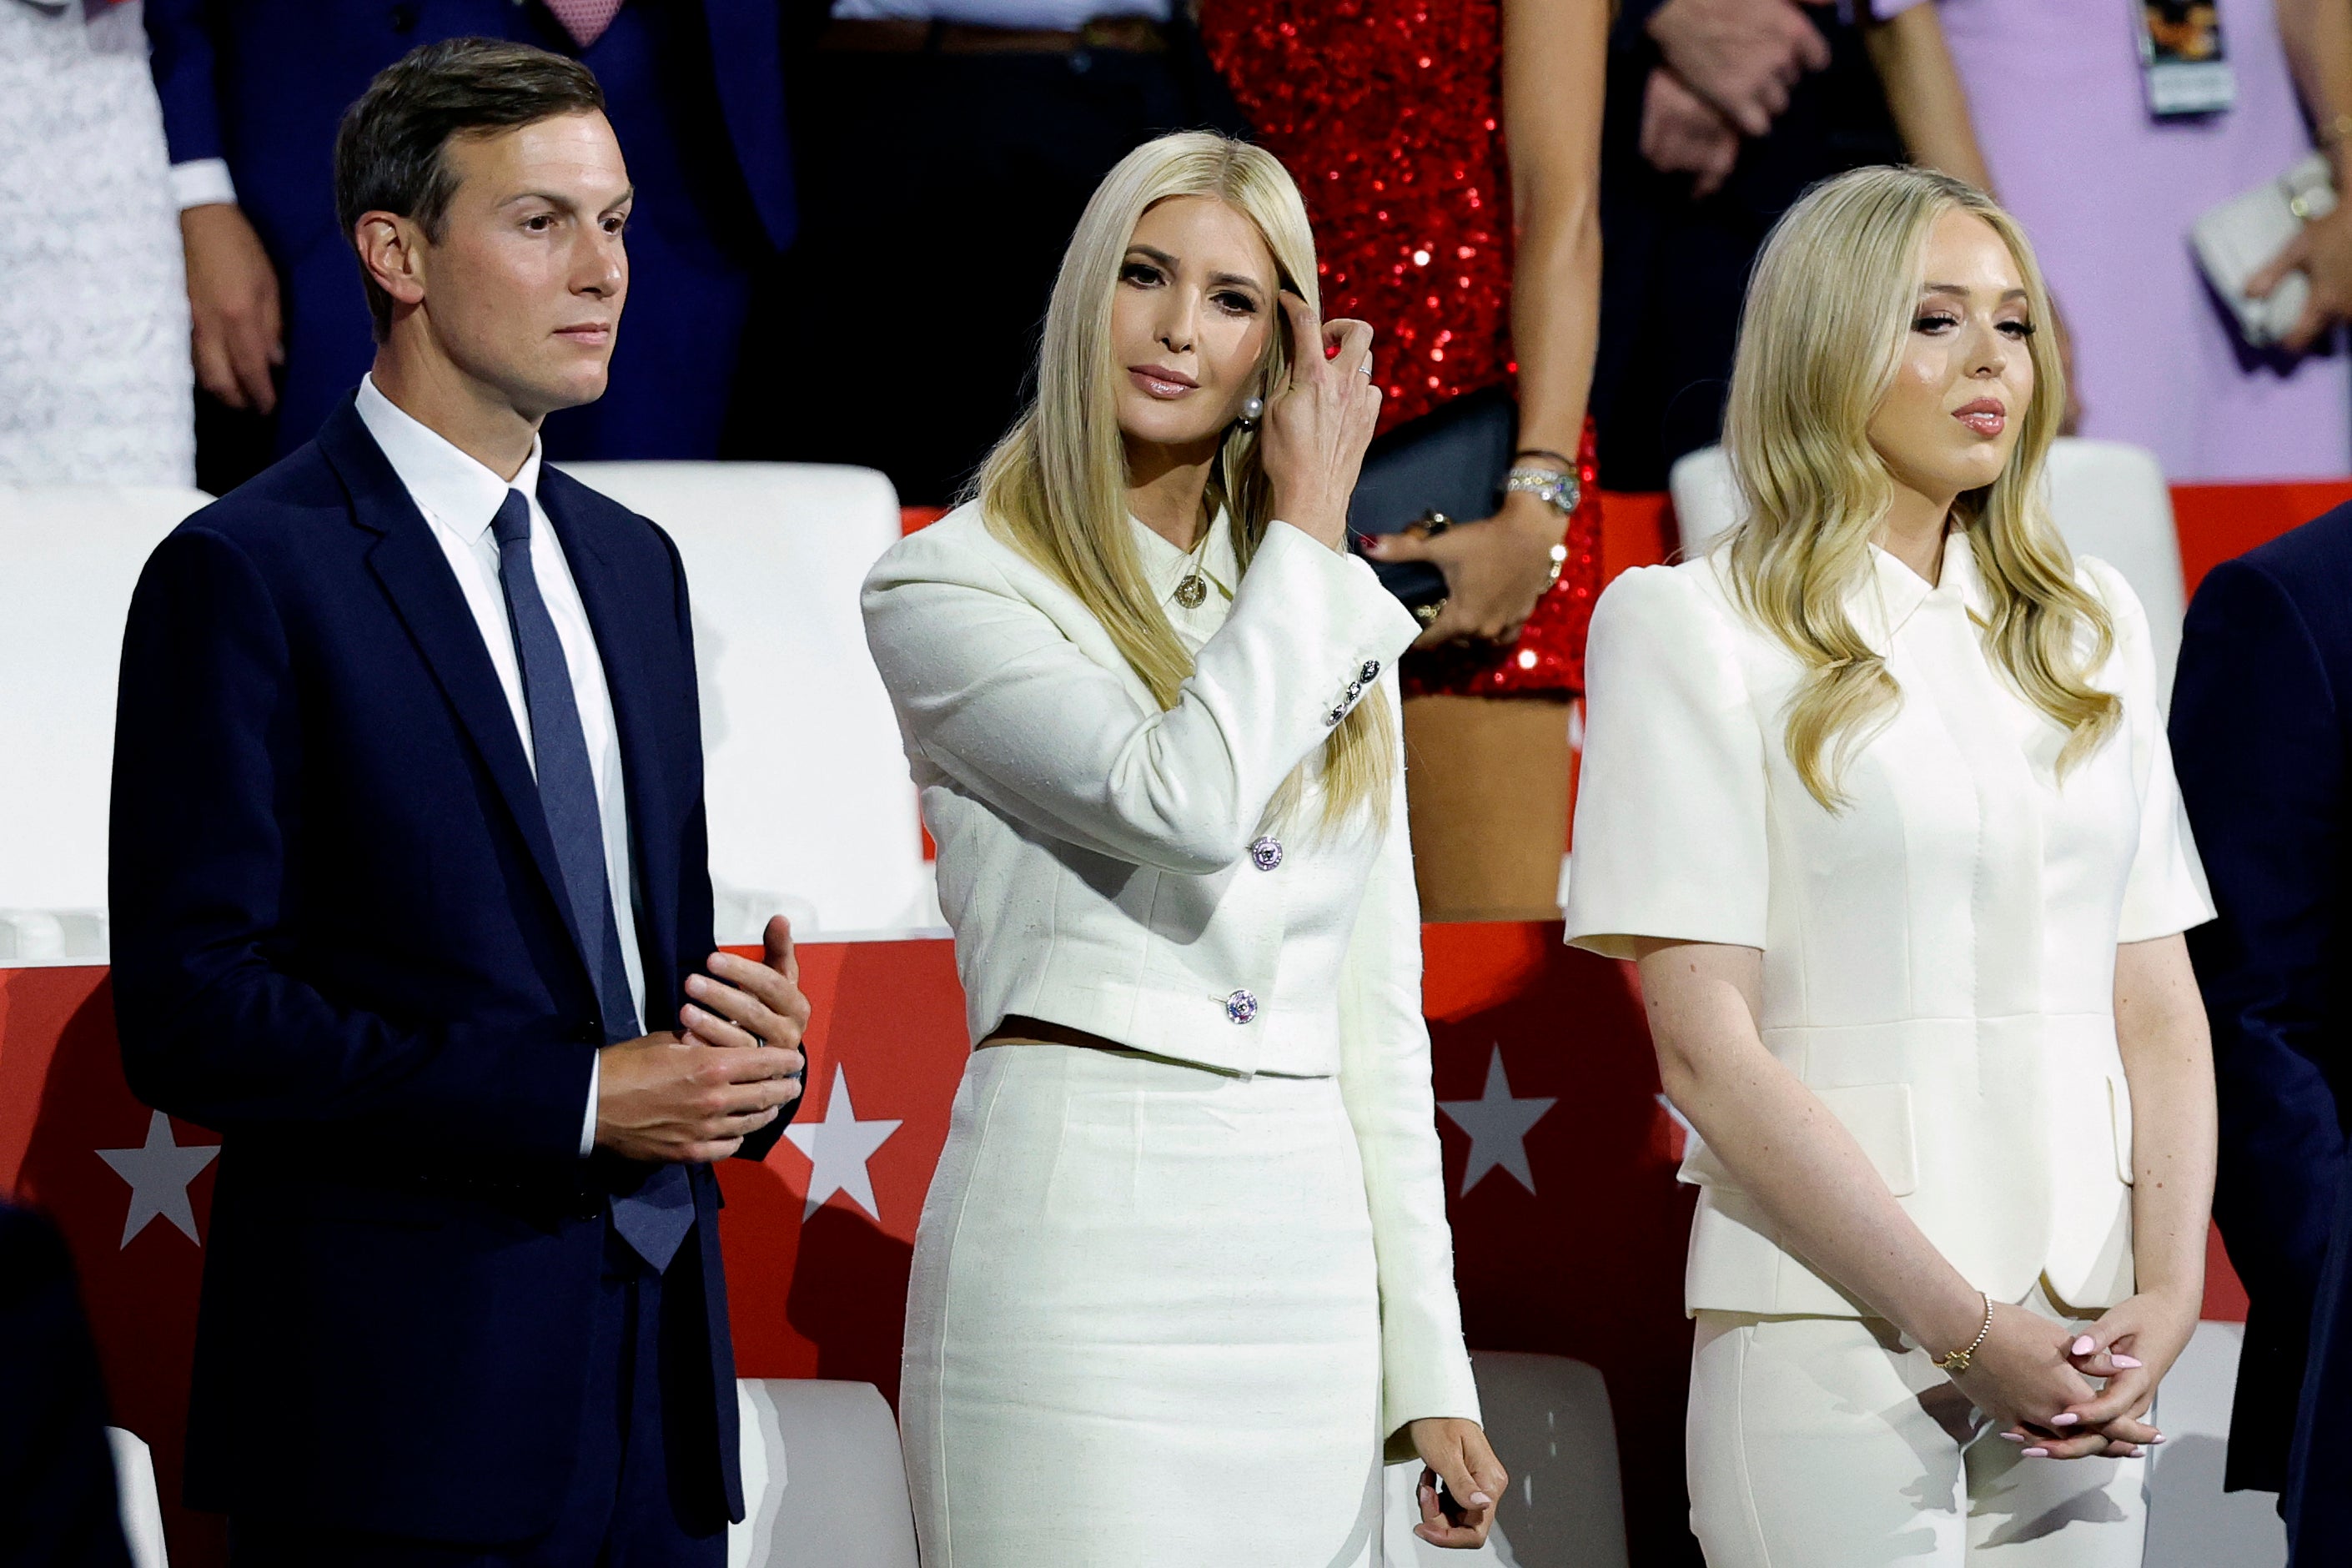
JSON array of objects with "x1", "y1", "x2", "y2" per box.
[{"x1": 1173, "y1": 520, "x2": 1213, "y2": 608}]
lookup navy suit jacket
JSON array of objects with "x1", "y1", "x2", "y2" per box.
[
  {"x1": 145, "y1": 1, "x2": 793, "y2": 458},
  {"x1": 146, "y1": 0, "x2": 793, "y2": 256},
  {"x1": 0, "y1": 1204, "x2": 133, "y2": 1567},
  {"x1": 2171, "y1": 505, "x2": 2352, "y2": 1553},
  {"x1": 108, "y1": 396, "x2": 787, "y2": 1539}
]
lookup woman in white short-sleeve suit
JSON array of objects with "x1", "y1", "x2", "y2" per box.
[
  {"x1": 1565, "y1": 168, "x2": 2217, "y2": 1565},
  {"x1": 862, "y1": 133, "x2": 1503, "y2": 1566}
]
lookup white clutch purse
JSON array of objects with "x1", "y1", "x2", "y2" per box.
[{"x1": 2193, "y1": 152, "x2": 2339, "y2": 347}]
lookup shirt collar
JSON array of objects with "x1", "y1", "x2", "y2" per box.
[
  {"x1": 1129, "y1": 510, "x2": 1239, "y2": 606},
  {"x1": 1856, "y1": 527, "x2": 1984, "y2": 646},
  {"x1": 354, "y1": 373, "x2": 545, "y2": 541}
]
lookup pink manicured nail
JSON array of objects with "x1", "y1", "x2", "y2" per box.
[
  {"x1": 2112, "y1": 1354, "x2": 2143, "y2": 1369},
  {"x1": 1469, "y1": 1493, "x2": 1493, "y2": 1508},
  {"x1": 2022, "y1": 1447, "x2": 2050, "y2": 1458},
  {"x1": 2148, "y1": 1433, "x2": 2165, "y2": 1445},
  {"x1": 2073, "y1": 1335, "x2": 2096, "y2": 1355},
  {"x1": 2052, "y1": 1412, "x2": 2079, "y2": 1426},
  {"x1": 1998, "y1": 1432, "x2": 2026, "y2": 1443}
]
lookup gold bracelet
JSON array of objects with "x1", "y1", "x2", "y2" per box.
[{"x1": 1932, "y1": 1293, "x2": 1994, "y2": 1375}]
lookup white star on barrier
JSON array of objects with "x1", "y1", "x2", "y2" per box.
[
  {"x1": 1437, "y1": 1046, "x2": 1558, "y2": 1197},
  {"x1": 782, "y1": 1064, "x2": 902, "y2": 1222},
  {"x1": 96, "y1": 1109, "x2": 221, "y2": 1248}
]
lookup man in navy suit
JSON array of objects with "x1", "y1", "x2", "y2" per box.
[
  {"x1": 2171, "y1": 506, "x2": 2352, "y2": 1562},
  {"x1": 108, "y1": 42, "x2": 805, "y2": 1565},
  {"x1": 148, "y1": 0, "x2": 792, "y2": 472}
]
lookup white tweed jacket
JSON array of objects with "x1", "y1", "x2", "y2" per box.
[{"x1": 862, "y1": 501, "x2": 1480, "y2": 1434}]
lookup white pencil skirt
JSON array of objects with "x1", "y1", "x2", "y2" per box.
[{"x1": 900, "y1": 1043, "x2": 1387, "y2": 1568}]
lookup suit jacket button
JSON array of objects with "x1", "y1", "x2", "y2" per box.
[
  {"x1": 1224, "y1": 989, "x2": 1259, "y2": 1024},
  {"x1": 1359, "y1": 660, "x2": 1381, "y2": 683},
  {"x1": 1249, "y1": 835, "x2": 1284, "y2": 872}
]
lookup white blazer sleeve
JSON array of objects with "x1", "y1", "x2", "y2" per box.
[
  {"x1": 1564, "y1": 565, "x2": 1771, "y2": 959},
  {"x1": 1337, "y1": 674, "x2": 1481, "y2": 1449},
  {"x1": 864, "y1": 519, "x2": 1421, "y2": 874},
  {"x1": 2081, "y1": 557, "x2": 2215, "y2": 942}
]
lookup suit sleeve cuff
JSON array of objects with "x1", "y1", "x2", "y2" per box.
[
  {"x1": 170, "y1": 158, "x2": 237, "y2": 212},
  {"x1": 580, "y1": 1052, "x2": 601, "y2": 1158}
]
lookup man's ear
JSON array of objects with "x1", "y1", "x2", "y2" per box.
[{"x1": 356, "y1": 211, "x2": 428, "y2": 313}]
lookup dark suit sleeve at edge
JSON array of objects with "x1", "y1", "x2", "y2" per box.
[
  {"x1": 108, "y1": 528, "x2": 591, "y2": 1163},
  {"x1": 2173, "y1": 557, "x2": 2349, "y2": 1319},
  {"x1": 143, "y1": 0, "x2": 224, "y2": 168},
  {"x1": 648, "y1": 520, "x2": 796, "y2": 1160}
]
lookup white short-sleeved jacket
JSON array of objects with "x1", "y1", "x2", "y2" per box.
[
  {"x1": 1564, "y1": 533, "x2": 2213, "y2": 1317},
  {"x1": 862, "y1": 503, "x2": 1480, "y2": 1433}
]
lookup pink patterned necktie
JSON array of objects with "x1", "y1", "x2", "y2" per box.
[{"x1": 543, "y1": 0, "x2": 624, "y2": 50}]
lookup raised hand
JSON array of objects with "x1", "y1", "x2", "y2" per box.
[
  {"x1": 679, "y1": 913, "x2": 811, "y2": 1058},
  {"x1": 1258, "y1": 290, "x2": 1383, "y2": 551}
]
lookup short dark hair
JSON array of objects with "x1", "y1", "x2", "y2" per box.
[{"x1": 334, "y1": 38, "x2": 606, "y2": 341}]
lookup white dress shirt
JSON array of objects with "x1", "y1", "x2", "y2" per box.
[
  {"x1": 1565, "y1": 535, "x2": 2213, "y2": 1317},
  {"x1": 354, "y1": 374, "x2": 644, "y2": 1158}
]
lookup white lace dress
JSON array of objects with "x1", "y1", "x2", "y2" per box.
[{"x1": 0, "y1": 0, "x2": 194, "y2": 486}]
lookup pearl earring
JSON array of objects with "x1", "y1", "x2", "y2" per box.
[{"x1": 1237, "y1": 395, "x2": 1264, "y2": 430}]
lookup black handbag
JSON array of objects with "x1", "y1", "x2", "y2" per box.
[{"x1": 1345, "y1": 384, "x2": 1518, "y2": 621}]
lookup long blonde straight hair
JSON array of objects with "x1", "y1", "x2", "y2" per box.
[
  {"x1": 1721, "y1": 165, "x2": 2119, "y2": 809},
  {"x1": 972, "y1": 131, "x2": 1395, "y2": 832}
]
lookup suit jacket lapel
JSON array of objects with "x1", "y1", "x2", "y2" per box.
[
  {"x1": 538, "y1": 471, "x2": 681, "y2": 1008},
  {"x1": 315, "y1": 399, "x2": 594, "y2": 974}
]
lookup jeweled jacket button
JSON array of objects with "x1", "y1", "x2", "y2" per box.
[
  {"x1": 1249, "y1": 835, "x2": 1284, "y2": 872},
  {"x1": 1359, "y1": 659, "x2": 1381, "y2": 683},
  {"x1": 1224, "y1": 989, "x2": 1259, "y2": 1024}
]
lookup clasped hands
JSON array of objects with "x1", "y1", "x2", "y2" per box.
[
  {"x1": 1941, "y1": 1290, "x2": 2199, "y2": 1461},
  {"x1": 594, "y1": 913, "x2": 809, "y2": 1163},
  {"x1": 1640, "y1": 0, "x2": 1832, "y2": 198}
]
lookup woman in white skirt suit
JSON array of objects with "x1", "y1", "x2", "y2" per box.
[
  {"x1": 1565, "y1": 168, "x2": 2218, "y2": 1565},
  {"x1": 861, "y1": 132, "x2": 1504, "y2": 1565}
]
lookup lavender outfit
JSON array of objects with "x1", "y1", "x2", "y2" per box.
[{"x1": 1935, "y1": 0, "x2": 2349, "y2": 480}]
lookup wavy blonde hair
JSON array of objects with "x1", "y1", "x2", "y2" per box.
[
  {"x1": 972, "y1": 131, "x2": 1395, "y2": 831},
  {"x1": 1721, "y1": 165, "x2": 2119, "y2": 809}
]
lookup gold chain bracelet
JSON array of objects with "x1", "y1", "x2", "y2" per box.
[{"x1": 1932, "y1": 1293, "x2": 1995, "y2": 1375}]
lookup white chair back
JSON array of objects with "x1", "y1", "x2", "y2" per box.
[
  {"x1": 0, "y1": 485, "x2": 211, "y2": 951},
  {"x1": 1666, "y1": 439, "x2": 2186, "y2": 700},
  {"x1": 554, "y1": 464, "x2": 931, "y2": 938},
  {"x1": 1381, "y1": 1351, "x2": 1629, "y2": 1567},
  {"x1": 104, "y1": 1426, "x2": 169, "y2": 1568},
  {"x1": 730, "y1": 1379, "x2": 918, "y2": 1568}
]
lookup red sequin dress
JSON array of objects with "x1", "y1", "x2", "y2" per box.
[{"x1": 1202, "y1": 0, "x2": 1601, "y2": 697}]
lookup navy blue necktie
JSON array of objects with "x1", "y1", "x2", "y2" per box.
[{"x1": 491, "y1": 489, "x2": 692, "y2": 1271}]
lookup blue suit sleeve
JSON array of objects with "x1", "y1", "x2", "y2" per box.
[
  {"x1": 108, "y1": 527, "x2": 594, "y2": 1163},
  {"x1": 2172, "y1": 556, "x2": 2349, "y2": 1315},
  {"x1": 144, "y1": 0, "x2": 224, "y2": 167}
]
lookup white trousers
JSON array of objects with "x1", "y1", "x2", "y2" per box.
[{"x1": 1687, "y1": 1285, "x2": 2148, "y2": 1567}]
